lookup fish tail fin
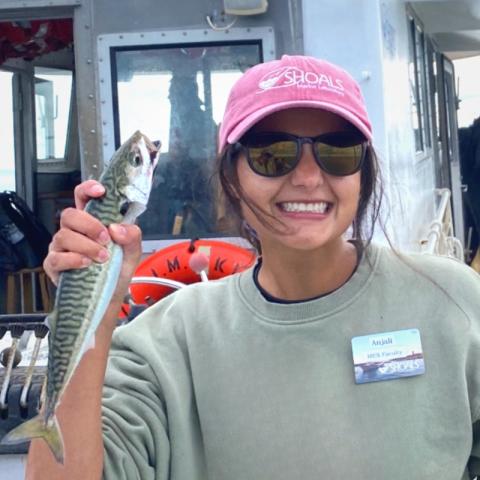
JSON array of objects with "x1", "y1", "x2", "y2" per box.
[{"x1": 1, "y1": 414, "x2": 64, "y2": 464}]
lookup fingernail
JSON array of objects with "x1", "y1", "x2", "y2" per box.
[
  {"x1": 92, "y1": 184, "x2": 105, "y2": 195},
  {"x1": 97, "y1": 249, "x2": 109, "y2": 262},
  {"x1": 111, "y1": 224, "x2": 126, "y2": 236},
  {"x1": 81, "y1": 256, "x2": 92, "y2": 267},
  {"x1": 98, "y1": 230, "x2": 110, "y2": 244}
]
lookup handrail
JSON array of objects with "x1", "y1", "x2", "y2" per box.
[
  {"x1": 0, "y1": 314, "x2": 48, "y2": 453},
  {"x1": 129, "y1": 276, "x2": 187, "y2": 290},
  {"x1": 420, "y1": 188, "x2": 464, "y2": 261}
]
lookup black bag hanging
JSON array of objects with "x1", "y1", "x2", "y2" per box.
[
  {"x1": 0, "y1": 191, "x2": 52, "y2": 269},
  {"x1": 0, "y1": 234, "x2": 22, "y2": 272}
]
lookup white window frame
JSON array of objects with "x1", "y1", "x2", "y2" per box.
[
  {"x1": 96, "y1": 27, "x2": 275, "y2": 252},
  {"x1": 97, "y1": 27, "x2": 276, "y2": 163}
]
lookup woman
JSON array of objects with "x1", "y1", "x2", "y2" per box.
[{"x1": 29, "y1": 55, "x2": 480, "y2": 479}]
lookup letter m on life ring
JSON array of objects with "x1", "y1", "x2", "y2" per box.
[
  {"x1": 167, "y1": 256, "x2": 181, "y2": 273},
  {"x1": 214, "y1": 257, "x2": 226, "y2": 273}
]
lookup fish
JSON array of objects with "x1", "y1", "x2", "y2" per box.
[{"x1": 1, "y1": 130, "x2": 159, "y2": 463}]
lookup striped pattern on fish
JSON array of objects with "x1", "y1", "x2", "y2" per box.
[
  {"x1": 45, "y1": 243, "x2": 123, "y2": 419},
  {"x1": 1, "y1": 130, "x2": 159, "y2": 464}
]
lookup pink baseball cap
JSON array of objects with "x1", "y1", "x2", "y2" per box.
[{"x1": 218, "y1": 54, "x2": 372, "y2": 152}]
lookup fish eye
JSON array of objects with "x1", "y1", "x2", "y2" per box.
[{"x1": 130, "y1": 152, "x2": 143, "y2": 167}]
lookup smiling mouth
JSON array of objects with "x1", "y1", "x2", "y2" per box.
[{"x1": 277, "y1": 201, "x2": 331, "y2": 214}]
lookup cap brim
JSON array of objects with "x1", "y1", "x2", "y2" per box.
[{"x1": 226, "y1": 100, "x2": 373, "y2": 146}]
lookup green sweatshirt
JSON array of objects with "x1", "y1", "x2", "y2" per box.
[{"x1": 102, "y1": 243, "x2": 480, "y2": 479}]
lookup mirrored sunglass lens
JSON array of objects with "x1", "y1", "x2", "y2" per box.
[
  {"x1": 248, "y1": 141, "x2": 297, "y2": 176},
  {"x1": 314, "y1": 143, "x2": 363, "y2": 175}
]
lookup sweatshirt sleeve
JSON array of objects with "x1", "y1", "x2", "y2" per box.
[
  {"x1": 101, "y1": 332, "x2": 170, "y2": 480},
  {"x1": 468, "y1": 325, "x2": 480, "y2": 478},
  {"x1": 457, "y1": 264, "x2": 480, "y2": 478}
]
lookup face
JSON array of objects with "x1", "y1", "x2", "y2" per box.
[{"x1": 236, "y1": 108, "x2": 362, "y2": 254}]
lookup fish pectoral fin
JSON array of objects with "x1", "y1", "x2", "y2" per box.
[{"x1": 1, "y1": 414, "x2": 65, "y2": 464}]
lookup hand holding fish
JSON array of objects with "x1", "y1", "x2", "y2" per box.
[{"x1": 44, "y1": 179, "x2": 143, "y2": 305}]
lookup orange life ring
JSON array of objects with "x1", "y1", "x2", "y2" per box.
[{"x1": 121, "y1": 239, "x2": 256, "y2": 317}]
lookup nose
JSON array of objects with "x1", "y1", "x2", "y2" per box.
[{"x1": 289, "y1": 143, "x2": 325, "y2": 188}]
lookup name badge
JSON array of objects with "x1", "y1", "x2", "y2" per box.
[{"x1": 351, "y1": 329, "x2": 425, "y2": 384}]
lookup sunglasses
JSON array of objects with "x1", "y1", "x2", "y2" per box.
[{"x1": 237, "y1": 131, "x2": 368, "y2": 178}]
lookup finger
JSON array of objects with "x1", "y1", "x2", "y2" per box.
[
  {"x1": 109, "y1": 224, "x2": 142, "y2": 283},
  {"x1": 59, "y1": 209, "x2": 110, "y2": 246},
  {"x1": 50, "y1": 228, "x2": 110, "y2": 263},
  {"x1": 109, "y1": 224, "x2": 142, "y2": 257},
  {"x1": 74, "y1": 180, "x2": 105, "y2": 210},
  {"x1": 108, "y1": 224, "x2": 142, "y2": 304},
  {"x1": 43, "y1": 252, "x2": 92, "y2": 286}
]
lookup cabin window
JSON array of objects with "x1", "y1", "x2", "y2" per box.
[
  {"x1": 407, "y1": 16, "x2": 431, "y2": 153},
  {"x1": 0, "y1": 70, "x2": 15, "y2": 191},
  {"x1": 98, "y1": 28, "x2": 275, "y2": 246},
  {"x1": 109, "y1": 41, "x2": 263, "y2": 240},
  {"x1": 34, "y1": 67, "x2": 73, "y2": 162}
]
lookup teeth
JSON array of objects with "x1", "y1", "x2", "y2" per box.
[{"x1": 280, "y1": 202, "x2": 329, "y2": 213}]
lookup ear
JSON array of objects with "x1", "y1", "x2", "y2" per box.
[{"x1": 223, "y1": 147, "x2": 242, "y2": 201}]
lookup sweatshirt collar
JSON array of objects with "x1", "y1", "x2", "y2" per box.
[{"x1": 235, "y1": 242, "x2": 381, "y2": 324}]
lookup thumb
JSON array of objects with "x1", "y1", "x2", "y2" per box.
[
  {"x1": 109, "y1": 223, "x2": 142, "y2": 263},
  {"x1": 108, "y1": 224, "x2": 142, "y2": 305}
]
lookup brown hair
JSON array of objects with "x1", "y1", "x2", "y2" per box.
[{"x1": 215, "y1": 143, "x2": 383, "y2": 254}]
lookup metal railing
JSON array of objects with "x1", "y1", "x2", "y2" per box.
[
  {"x1": 0, "y1": 314, "x2": 48, "y2": 454},
  {"x1": 420, "y1": 188, "x2": 464, "y2": 261}
]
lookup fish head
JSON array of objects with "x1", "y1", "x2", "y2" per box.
[
  {"x1": 105, "y1": 131, "x2": 160, "y2": 222},
  {"x1": 124, "y1": 131, "x2": 159, "y2": 205}
]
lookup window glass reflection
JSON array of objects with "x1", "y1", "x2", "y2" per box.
[
  {"x1": 34, "y1": 67, "x2": 72, "y2": 161},
  {"x1": 113, "y1": 43, "x2": 261, "y2": 239}
]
